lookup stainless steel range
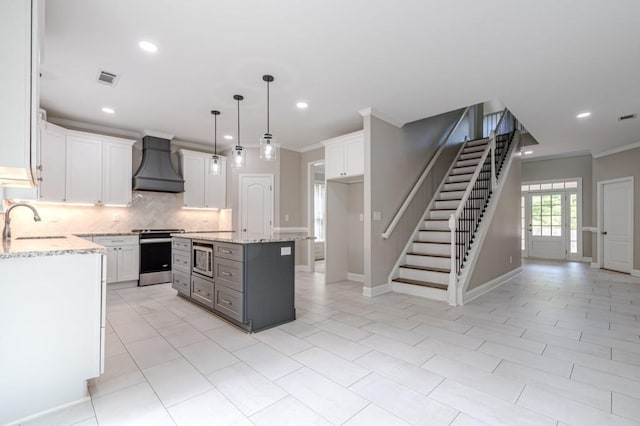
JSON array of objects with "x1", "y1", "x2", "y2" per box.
[{"x1": 134, "y1": 229, "x2": 184, "y2": 286}]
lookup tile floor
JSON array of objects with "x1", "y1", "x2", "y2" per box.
[{"x1": 24, "y1": 260, "x2": 640, "y2": 425}]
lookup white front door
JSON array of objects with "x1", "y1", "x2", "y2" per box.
[
  {"x1": 239, "y1": 175, "x2": 273, "y2": 240},
  {"x1": 528, "y1": 192, "x2": 566, "y2": 259},
  {"x1": 602, "y1": 180, "x2": 633, "y2": 273}
]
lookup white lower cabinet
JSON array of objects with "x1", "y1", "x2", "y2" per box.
[{"x1": 94, "y1": 235, "x2": 139, "y2": 283}]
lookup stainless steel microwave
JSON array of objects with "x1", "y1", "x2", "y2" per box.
[{"x1": 192, "y1": 241, "x2": 213, "y2": 277}]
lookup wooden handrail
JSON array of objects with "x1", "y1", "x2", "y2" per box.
[{"x1": 381, "y1": 107, "x2": 471, "y2": 239}]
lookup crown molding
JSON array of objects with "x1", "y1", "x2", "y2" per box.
[
  {"x1": 521, "y1": 150, "x2": 592, "y2": 163},
  {"x1": 47, "y1": 116, "x2": 142, "y2": 139},
  {"x1": 359, "y1": 106, "x2": 404, "y2": 128},
  {"x1": 295, "y1": 142, "x2": 324, "y2": 153},
  {"x1": 592, "y1": 140, "x2": 640, "y2": 159},
  {"x1": 143, "y1": 129, "x2": 174, "y2": 140}
]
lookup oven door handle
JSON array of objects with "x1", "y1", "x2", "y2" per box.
[{"x1": 140, "y1": 238, "x2": 173, "y2": 244}]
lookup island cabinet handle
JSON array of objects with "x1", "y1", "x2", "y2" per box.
[
  {"x1": 221, "y1": 299, "x2": 232, "y2": 305},
  {"x1": 221, "y1": 271, "x2": 232, "y2": 277},
  {"x1": 221, "y1": 249, "x2": 232, "y2": 254}
]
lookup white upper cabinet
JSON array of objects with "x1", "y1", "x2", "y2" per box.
[
  {"x1": 323, "y1": 130, "x2": 364, "y2": 180},
  {"x1": 102, "y1": 141, "x2": 133, "y2": 206},
  {"x1": 66, "y1": 135, "x2": 103, "y2": 204},
  {"x1": 38, "y1": 122, "x2": 67, "y2": 202},
  {"x1": 0, "y1": 0, "x2": 42, "y2": 186},
  {"x1": 180, "y1": 150, "x2": 226, "y2": 209},
  {"x1": 205, "y1": 156, "x2": 226, "y2": 209}
]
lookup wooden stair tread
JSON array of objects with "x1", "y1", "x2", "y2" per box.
[
  {"x1": 400, "y1": 265, "x2": 449, "y2": 273},
  {"x1": 406, "y1": 252, "x2": 451, "y2": 258},
  {"x1": 392, "y1": 278, "x2": 448, "y2": 290}
]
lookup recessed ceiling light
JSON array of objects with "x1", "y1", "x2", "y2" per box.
[
  {"x1": 296, "y1": 102, "x2": 308, "y2": 109},
  {"x1": 102, "y1": 107, "x2": 115, "y2": 114},
  {"x1": 524, "y1": 150, "x2": 533, "y2": 155},
  {"x1": 138, "y1": 40, "x2": 158, "y2": 53},
  {"x1": 224, "y1": 135, "x2": 233, "y2": 140},
  {"x1": 576, "y1": 112, "x2": 591, "y2": 119}
]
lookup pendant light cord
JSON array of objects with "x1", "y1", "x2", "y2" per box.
[
  {"x1": 267, "y1": 80, "x2": 270, "y2": 134},
  {"x1": 214, "y1": 114, "x2": 217, "y2": 155},
  {"x1": 237, "y1": 98, "x2": 240, "y2": 145}
]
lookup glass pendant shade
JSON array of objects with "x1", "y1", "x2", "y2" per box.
[
  {"x1": 259, "y1": 134, "x2": 278, "y2": 160},
  {"x1": 231, "y1": 145, "x2": 245, "y2": 168},
  {"x1": 210, "y1": 155, "x2": 220, "y2": 175}
]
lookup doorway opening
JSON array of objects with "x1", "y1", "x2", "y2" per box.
[
  {"x1": 307, "y1": 161, "x2": 325, "y2": 274},
  {"x1": 521, "y1": 179, "x2": 582, "y2": 261}
]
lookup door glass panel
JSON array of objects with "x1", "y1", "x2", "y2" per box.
[
  {"x1": 569, "y1": 192, "x2": 578, "y2": 253},
  {"x1": 531, "y1": 192, "x2": 562, "y2": 238},
  {"x1": 521, "y1": 196, "x2": 526, "y2": 250}
]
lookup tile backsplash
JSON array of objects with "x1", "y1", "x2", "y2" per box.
[{"x1": 3, "y1": 191, "x2": 232, "y2": 236}]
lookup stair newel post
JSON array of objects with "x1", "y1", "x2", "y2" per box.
[
  {"x1": 490, "y1": 130, "x2": 497, "y2": 189},
  {"x1": 448, "y1": 213, "x2": 457, "y2": 306}
]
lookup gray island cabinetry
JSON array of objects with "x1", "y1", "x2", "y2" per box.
[{"x1": 171, "y1": 232, "x2": 302, "y2": 332}]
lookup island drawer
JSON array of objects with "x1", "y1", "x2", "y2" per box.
[
  {"x1": 215, "y1": 285, "x2": 244, "y2": 322},
  {"x1": 172, "y1": 238, "x2": 191, "y2": 252},
  {"x1": 214, "y1": 257, "x2": 244, "y2": 292},
  {"x1": 215, "y1": 242, "x2": 243, "y2": 262},
  {"x1": 94, "y1": 235, "x2": 139, "y2": 247},
  {"x1": 172, "y1": 250, "x2": 191, "y2": 272},
  {"x1": 172, "y1": 271, "x2": 190, "y2": 296},
  {"x1": 191, "y1": 276, "x2": 214, "y2": 308}
]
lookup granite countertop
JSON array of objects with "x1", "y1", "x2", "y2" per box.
[
  {"x1": 0, "y1": 235, "x2": 107, "y2": 260},
  {"x1": 74, "y1": 232, "x2": 139, "y2": 237},
  {"x1": 175, "y1": 232, "x2": 314, "y2": 244}
]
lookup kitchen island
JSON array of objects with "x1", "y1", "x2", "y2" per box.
[
  {"x1": 171, "y1": 232, "x2": 312, "y2": 332},
  {"x1": 0, "y1": 235, "x2": 106, "y2": 425}
]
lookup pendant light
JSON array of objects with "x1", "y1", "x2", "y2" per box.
[
  {"x1": 231, "y1": 94, "x2": 245, "y2": 168},
  {"x1": 259, "y1": 74, "x2": 278, "y2": 161},
  {"x1": 210, "y1": 110, "x2": 221, "y2": 175}
]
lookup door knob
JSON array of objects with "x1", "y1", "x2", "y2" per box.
[
  {"x1": 602, "y1": 231, "x2": 608, "y2": 235},
  {"x1": 242, "y1": 229, "x2": 247, "y2": 232}
]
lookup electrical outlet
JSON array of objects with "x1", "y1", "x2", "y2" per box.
[
  {"x1": 285, "y1": 214, "x2": 289, "y2": 222},
  {"x1": 112, "y1": 214, "x2": 120, "y2": 222},
  {"x1": 373, "y1": 211, "x2": 382, "y2": 221},
  {"x1": 50, "y1": 215, "x2": 59, "y2": 223},
  {"x1": 509, "y1": 256, "x2": 513, "y2": 264},
  {"x1": 359, "y1": 213, "x2": 364, "y2": 222}
]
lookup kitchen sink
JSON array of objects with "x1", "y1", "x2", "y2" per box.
[{"x1": 15, "y1": 235, "x2": 67, "y2": 240}]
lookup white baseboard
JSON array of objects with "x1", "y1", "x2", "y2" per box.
[
  {"x1": 362, "y1": 283, "x2": 391, "y2": 297},
  {"x1": 295, "y1": 265, "x2": 310, "y2": 272},
  {"x1": 581, "y1": 257, "x2": 592, "y2": 263},
  {"x1": 591, "y1": 262, "x2": 600, "y2": 269},
  {"x1": 347, "y1": 273, "x2": 364, "y2": 283},
  {"x1": 632, "y1": 269, "x2": 640, "y2": 278},
  {"x1": 463, "y1": 267, "x2": 522, "y2": 304},
  {"x1": 7, "y1": 394, "x2": 91, "y2": 426}
]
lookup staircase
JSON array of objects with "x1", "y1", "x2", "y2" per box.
[{"x1": 391, "y1": 137, "x2": 490, "y2": 297}]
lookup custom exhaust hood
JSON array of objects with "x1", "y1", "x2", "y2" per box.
[{"x1": 132, "y1": 136, "x2": 184, "y2": 193}]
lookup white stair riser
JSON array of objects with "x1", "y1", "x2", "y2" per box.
[
  {"x1": 467, "y1": 138, "x2": 489, "y2": 147},
  {"x1": 423, "y1": 220, "x2": 449, "y2": 231},
  {"x1": 456, "y1": 159, "x2": 480, "y2": 168},
  {"x1": 452, "y1": 165, "x2": 477, "y2": 175},
  {"x1": 463, "y1": 145, "x2": 486, "y2": 154},
  {"x1": 430, "y1": 210, "x2": 455, "y2": 220},
  {"x1": 460, "y1": 152, "x2": 483, "y2": 161},
  {"x1": 418, "y1": 231, "x2": 450, "y2": 242},
  {"x1": 406, "y1": 254, "x2": 451, "y2": 270},
  {"x1": 392, "y1": 282, "x2": 448, "y2": 300},
  {"x1": 443, "y1": 182, "x2": 468, "y2": 191},
  {"x1": 439, "y1": 190, "x2": 465, "y2": 200},
  {"x1": 447, "y1": 174, "x2": 472, "y2": 183},
  {"x1": 399, "y1": 267, "x2": 449, "y2": 284},
  {"x1": 412, "y1": 242, "x2": 450, "y2": 256},
  {"x1": 434, "y1": 200, "x2": 460, "y2": 210}
]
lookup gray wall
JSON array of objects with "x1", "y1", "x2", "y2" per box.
[
  {"x1": 279, "y1": 149, "x2": 302, "y2": 227},
  {"x1": 521, "y1": 154, "x2": 593, "y2": 257},
  {"x1": 325, "y1": 181, "x2": 349, "y2": 283},
  {"x1": 348, "y1": 182, "x2": 364, "y2": 275},
  {"x1": 468, "y1": 157, "x2": 522, "y2": 289},
  {"x1": 593, "y1": 146, "x2": 640, "y2": 270},
  {"x1": 365, "y1": 108, "x2": 469, "y2": 289}
]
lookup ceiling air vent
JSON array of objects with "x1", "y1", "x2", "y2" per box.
[
  {"x1": 96, "y1": 70, "x2": 119, "y2": 86},
  {"x1": 619, "y1": 113, "x2": 637, "y2": 121}
]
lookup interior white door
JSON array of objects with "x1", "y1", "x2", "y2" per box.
[
  {"x1": 240, "y1": 175, "x2": 273, "y2": 240},
  {"x1": 603, "y1": 180, "x2": 633, "y2": 273},
  {"x1": 528, "y1": 192, "x2": 566, "y2": 259}
]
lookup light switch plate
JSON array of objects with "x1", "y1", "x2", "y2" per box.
[
  {"x1": 359, "y1": 213, "x2": 364, "y2": 222},
  {"x1": 281, "y1": 246, "x2": 292, "y2": 256},
  {"x1": 373, "y1": 211, "x2": 382, "y2": 221}
]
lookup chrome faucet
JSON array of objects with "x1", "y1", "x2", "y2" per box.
[{"x1": 2, "y1": 203, "x2": 42, "y2": 241}]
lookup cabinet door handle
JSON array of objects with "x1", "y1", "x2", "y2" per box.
[
  {"x1": 221, "y1": 299, "x2": 232, "y2": 305},
  {"x1": 221, "y1": 271, "x2": 232, "y2": 277},
  {"x1": 221, "y1": 249, "x2": 232, "y2": 254}
]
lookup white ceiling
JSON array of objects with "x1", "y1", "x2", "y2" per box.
[{"x1": 41, "y1": 0, "x2": 640, "y2": 157}]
